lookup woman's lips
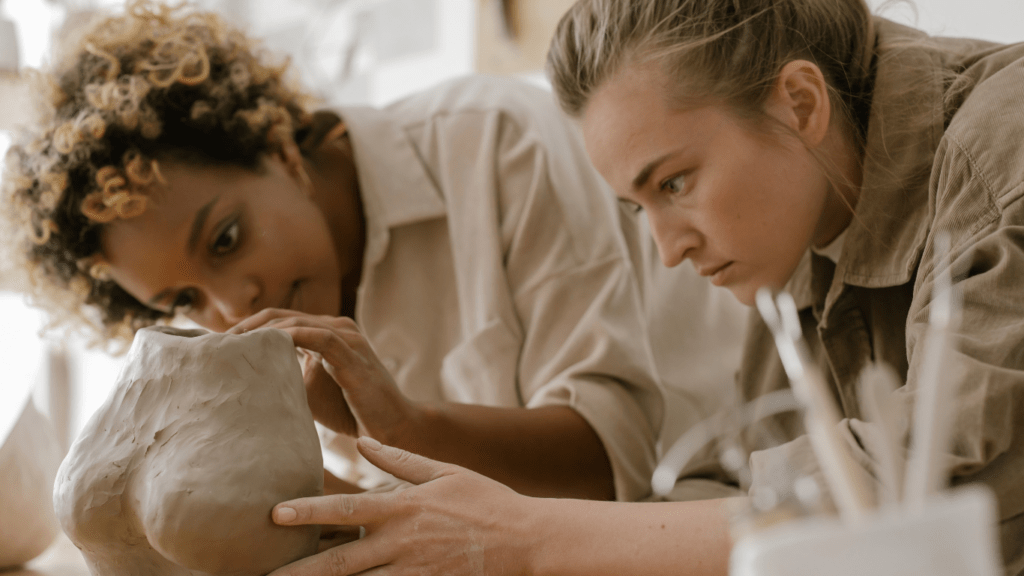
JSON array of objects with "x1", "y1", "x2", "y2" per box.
[{"x1": 698, "y1": 262, "x2": 733, "y2": 286}]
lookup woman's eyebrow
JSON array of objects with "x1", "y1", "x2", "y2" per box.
[
  {"x1": 632, "y1": 153, "x2": 672, "y2": 190},
  {"x1": 188, "y1": 194, "x2": 221, "y2": 255}
]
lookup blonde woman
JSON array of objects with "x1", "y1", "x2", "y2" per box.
[
  {"x1": 3, "y1": 0, "x2": 749, "y2": 551},
  {"x1": 262, "y1": 0, "x2": 1024, "y2": 575}
]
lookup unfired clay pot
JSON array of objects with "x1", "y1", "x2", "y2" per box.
[
  {"x1": 0, "y1": 396, "x2": 62, "y2": 568},
  {"x1": 54, "y1": 327, "x2": 323, "y2": 576}
]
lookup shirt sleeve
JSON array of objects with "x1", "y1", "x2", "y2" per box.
[
  {"x1": 515, "y1": 257, "x2": 665, "y2": 502},
  {"x1": 906, "y1": 138, "x2": 1024, "y2": 536},
  {"x1": 497, "y1": 120, "x2": 665, "y2": 502},
  {"x1": 411, "y1": 82, "x2": 666, "y2": 501}
]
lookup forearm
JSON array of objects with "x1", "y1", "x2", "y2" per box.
[
  {"x1": 389, "y1": 403, "x2": 615, "y2": 500},
  {"x1": 524, "y1": 497, "x2": 736, "y2": 576}
]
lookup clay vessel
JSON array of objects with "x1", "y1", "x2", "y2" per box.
[
  {"x1": 0, "y1": 397, "x2": 62, "y2": 568},
  {"x1": 54, "y1": 327, "x2": 323, "y2": 576}
]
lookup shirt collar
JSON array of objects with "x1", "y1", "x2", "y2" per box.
[
  {"x1": 337, "y1": 104, "x2": 447, "y2": 269},
  {"x1": 812, "y1": 226, "x2": 848, "y2": 264}
]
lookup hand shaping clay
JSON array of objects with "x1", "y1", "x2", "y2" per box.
[{"x1": 54, "y1": 327, "x2": 323, "y2": 576}]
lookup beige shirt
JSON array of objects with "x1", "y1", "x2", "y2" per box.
[
  {"x1": 740, "y1": 19, "x2": 1024, "y2": 573},
  {"x1": 337, "y1": 76, "x2": 746, "y2": 501}
]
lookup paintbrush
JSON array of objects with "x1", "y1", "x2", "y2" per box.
[
  {"x1": 857, "y1": 362, "x2": 905, "y2": 506},
  {"x1": 904, "y1": 232, "x2": 958, "y2": 509},
  {"x1": 756, "y1": 288, "x2": 874, "y2": 521}
]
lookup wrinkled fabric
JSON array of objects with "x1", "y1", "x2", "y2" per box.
[
  {"x1": 741, "y1": 19, "x2": 1024, "y2": 574},
  {"x1": 333, "y1": 76, "x2": 746, "y2": 501}
]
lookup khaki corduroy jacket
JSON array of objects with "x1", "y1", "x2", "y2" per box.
[{"x1": 741, "y1": 18, "x2": 1024, "y2": 574}]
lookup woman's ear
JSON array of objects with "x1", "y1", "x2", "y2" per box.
[{"x1": 765, "y1": 59, "x2": 832, "y2": 147}]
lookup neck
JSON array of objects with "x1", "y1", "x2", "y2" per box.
[
  {"x1": 305, "y1": 135, "x2": 366, "y2": 319},
  {"x1": 812, "y1": 124, "x2": 864, "y2": 248}
]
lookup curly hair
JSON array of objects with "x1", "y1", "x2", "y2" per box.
[{"x1": 1, "y1": 0, "x2": 316, "y2": 345}]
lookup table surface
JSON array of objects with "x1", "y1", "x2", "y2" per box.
[{"x1": 6, "y1": 535, "x2": 90, "y2": 576}]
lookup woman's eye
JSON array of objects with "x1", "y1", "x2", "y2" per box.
[
  {"x1": 211, "y1": 220, "x2": 240, "y2": 255},
  {"x1": 171, "y1": 288, "x2": 198, "y2": 313},
  {"x1": 661, "y1": 174, "x2": 687, "y2": 196}
]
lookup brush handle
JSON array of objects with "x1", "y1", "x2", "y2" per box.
[
  {"x1": 905, "y1": 231, "x2": 957, "y2": 509},
  {"x1": 858, "y1": 364, "x2": 905, "y2": 506},
  {"x1": 791, "y1": 344, "x2": 874, "y2": 519},
  {"x1": 756, "y1": 288, "x2": 873, "y2": 519},
  {"x1": 904, "y1": 327, "x2": 954, "y2": 508}
]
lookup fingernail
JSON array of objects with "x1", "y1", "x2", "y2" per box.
[
  {"x1": 275, "y1": 506, "x2": 297, "y2": 523},
  {"x1": 359, "y1": 436, "x2": 382, "y2": 451}
]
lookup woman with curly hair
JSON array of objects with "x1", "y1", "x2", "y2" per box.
[{"x1": 3, "y1": 0, "x2": 749, "y2": 528}]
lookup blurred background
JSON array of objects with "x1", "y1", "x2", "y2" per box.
[{"x1": 0, "y1": 0, "x2": 1022, "y2": 452}]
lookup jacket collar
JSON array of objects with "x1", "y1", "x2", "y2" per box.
[{"x1": 789, "y1": 18, "x2": 946, "y2": 311}]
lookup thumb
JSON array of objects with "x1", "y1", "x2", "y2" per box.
[{"x1": 356, "y1": 436, "x2": 454, "y2": 485}]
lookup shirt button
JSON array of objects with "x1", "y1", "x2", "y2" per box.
[{"x1": 381, "y1": 357, "x2": 399, "y2": 373}]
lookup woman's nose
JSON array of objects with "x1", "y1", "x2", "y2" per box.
[
  {"x1": 648, "y1": 210, "x2": 698, "y2": 268},
  {"x1": 210, "y1": 277, "x2": 261, "y2": 325}
]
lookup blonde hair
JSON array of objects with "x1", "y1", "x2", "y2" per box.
[
  {"x1": 1, "y1": 0, "x2": 315, "y2": 346},
  {"x1": 546, "y1": 0, "x2": 876, "y2": 140}
]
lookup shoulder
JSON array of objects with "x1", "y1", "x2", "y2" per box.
[
  {"x1": 940, "y1": 43, "x2": 1024, "y2": 210},
  {"x1": 383, "y1": 75, "x2": 566, "y2": 135},
  {"x1": 378, "y1": 75, "x2": 592, "y2": 181},
  {"x1": 383, "y1": 75, "x2": 604, "y2": 204},
  {"x1": 388, "y1": 76, "x2": 625, "y2": 263}
]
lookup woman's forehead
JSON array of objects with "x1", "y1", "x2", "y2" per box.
[
  {"x1": 582, "y1": 70, "x2": 726, "y2": 188},
  {"x1": 98, "y1": 164, "x2": 226, "y2": 252},
  {"x1": 135, "y1": 160, "x2": 263, "y2": 212}
]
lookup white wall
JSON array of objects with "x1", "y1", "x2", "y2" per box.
[
  {"x1": 869, "y1": 0, "x2": 1024, "y2": 44},
  {"x1": 202, "y1": 0, "x2": 476, "y2": 107}
]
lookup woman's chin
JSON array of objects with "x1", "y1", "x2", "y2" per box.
[
  {"x1": 731, "y1": 286, "x2": 757, "y2": 307},
  {"x1": 729, "y1": 280, "x2": 772, "y2": 308}
]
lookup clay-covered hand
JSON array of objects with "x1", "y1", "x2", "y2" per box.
[
  {"x1": 229, "y1": 310, "x2": 418, "y2": 441},
  {"x1": 267, "y1": 437, "x2": 537, "y2": 576}
]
